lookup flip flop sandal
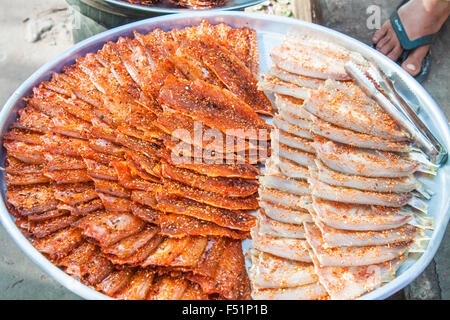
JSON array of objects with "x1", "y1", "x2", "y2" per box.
[{"x1": 389, "y1": 0, "x2": 436, "y2": 82}]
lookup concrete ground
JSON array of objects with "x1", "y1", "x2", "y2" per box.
[{"x1": 0, "y1": 0, "x2": 448, "y2": 299}]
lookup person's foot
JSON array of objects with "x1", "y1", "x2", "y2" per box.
[{"x1": 372, "y1": 0, "x2": 450, "y2": 76}]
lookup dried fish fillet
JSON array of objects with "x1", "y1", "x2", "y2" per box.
[
  {"x1": 260, "y1": 158, "x2": 310, "y2": 196},
  {"x1": 312, "y1": 198, "x2": 413, "y2": 231},
  {"x1": 155, "y1": 109, "x2": 258, "y2": 154},
  {"x1": 310, "y1": 252, "x2": 404, "y2": 300},
  {"x1": 273, "y1": 114, "x2": 312, "y2": 140},
  {"x1": 185, "y1": 38, "x2": 272, "y2": 115},
  {"x1": 159, "y1": 214, "x2": 248, "y2": 239},
  {"x1": 161, "y1": 162, "x2": 258, "y2": 198},
  {"x1": 311, "y1": 210, "x2": 417, "y2": 247},
  {"x1": 258, "y1": 75, "x2": 310, "y2": 100},
  {"x1": 314, "y1": 159, "x2": 422, "y2": 194},
  {"x1": 274, "y1": 94, "x2": 311, "y2": 119},
  {"x1": 158, "y1": 76, "x2": 271, "y2": 141},
  {"x1": 304, "y1": 80, "x2": 408, "y2": 141},
  {"x1": 258, "y1": 210, "x2": 306, "y2": 239},
  {"x1": 163, "y1": 179, "x2": 259, "y2": 210},
  {"x1": 260, "y1": 201, "x2": 312, "y2": 225},
  {"x1": 273, "y1": 129, "x2": 315, "y2": 154},
  {"x1": 164, "y1": 155, "x2": 259, "y2": 179},
  {"x1": 313, "y1": 138, "x2": 419, "y2": 178},
  {"x1": 309, "y1": 175, "x2": 412, "y2": 207},
  {"x1": 274, "y1": 156, "x2": 310, "y2": 180},
  {"x1": 156, "y1": 194, "x2": 256, "y2": 232},
  {"x1": 75, "y1": 211, "x2": 146, "y2": 247},
  {"x1": 7, "y1": 185, "x2": 58, "y2": 215},
  {"x1": 252, "y1": 282, "x2": 328, "y2": 300},
  {"x1": 251, "y1": 225, "x2": 312, "y2": 262},
  {"x1": 304, "y1": 223, "x2": 411, "y2": 267},
  {"x1": 270, "y1": 35, "x2": 364, "y2": 80},
  {"x1": 249, "y1": 250, "x2": 316, "y2": 288},
  {"x1": 268, "y1": 66, "x2": 325, "y2": 89},
  {"x1": 279, "y1": 109, "x2": 311, "y2": 130},
  {"x1": 276, "y1": 142, "x2": 315, "y2": 168},
  {"x1": 5, "y1": 172, "x2": 50, "y2": 186},
  {"x1": 309, "y1": 113, "x2": 412, "y2": 152},
  {"x1": 258, "y1": 187, "x2": 312, "y2": 212}
]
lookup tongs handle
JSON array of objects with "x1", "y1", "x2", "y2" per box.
[{"x1": 345, "y1": 62, "x2": 448, "y2": 165}]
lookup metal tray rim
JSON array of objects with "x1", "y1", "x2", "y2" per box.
[{"x1": 0, "y1": 11, "x2": 449, "y2": 300}]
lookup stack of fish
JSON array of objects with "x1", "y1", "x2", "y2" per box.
[
  {"x1": 169, "y1": 0, "x2": 226, "y2": 9},
  {"x1": 252, "y1": 32, "x2": 433, "y2": 299},
  {"x1": 3, "y1": 21, "x2": 272, "y2": 300},
  {"x1": 121, "y1": 0, "x2": 227, "y2": 9},
  {"x1": 250, "y1": 37, "x2": 331, "y2": 300}
]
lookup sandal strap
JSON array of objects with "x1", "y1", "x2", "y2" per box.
[{"x1": 390, "y1": 10, "x2": 435, "y2": 50}]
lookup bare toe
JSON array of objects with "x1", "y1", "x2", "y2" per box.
[
  {"x1": 387, "y1": 44, "x2": 403, "y2": 61},
  {"x1": 376, "y1": 31, "x2": 397, "y2": 55},
  {"x1": 372, "y1": 21, "x2": 390, "y2": 44},
  {"x1": 401, "y1": 45, "x2": 431, "y2": 76}
]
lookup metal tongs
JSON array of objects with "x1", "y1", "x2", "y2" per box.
[{"x1": 345, "y1": 60, "x2": 448, "y2": 166}]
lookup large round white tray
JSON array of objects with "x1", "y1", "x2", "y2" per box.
[{"x1": 0, "y1": 11, "x2": 449, "y2": 300}]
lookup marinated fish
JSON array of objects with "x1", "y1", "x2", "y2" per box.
[
  {"x1": 312, "y1": 198, "x2": 413, "y2": 231},
  {"x1": 258, "y1": 210, "x2": 306, "y2": 239},
  {"x1": 310, "y1": 252, "x2": 404, "y2": 300},
  {"x1": 303, "y1": 80, "x2": 408, "y2": 141},
  {"x1": 304, "y1": 223, "x2": 411, "y2": 267},
  {"x1": 158, "y1": 76, "x2": 271, "y2": 141},
  {"x1": 259, "y1": 202, "x2": 312, "y2": 225},
  {"x1": 314, "y1": 159, "x2": 423, "y2": 194},
  {"x1": 308, "y1": 175, "x2": 412, "y2": 207},
  {"x1": 258, "y1": 75, "x2": 310, "y2": 100},
  {"x1": 249, "y1": 250, "x2": 316, "y2": 288},
  {"x1": 252, "y1": 282, "x2": 328, "y2": 300},
  {"x1": 251, "y1": 225, "x2": 312, "y2": 262},
  {"x1": 258, "y1": 187, "x2": 312, "y2": 212},
  {"x1": 313, "y1": 138, "x2": 419, "y2": 178},
  {"x1": 268, "y1": 65, "x2": 325, "y2": 89},
  {"x1": 270, "y1": 35, "x2": 364, "y2": 80}
]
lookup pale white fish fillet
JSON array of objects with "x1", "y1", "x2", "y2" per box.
[
  {"x1": 284, "y1": 32, "x2": 367, "y2": 65},
  {"x1": 277, "y1": 142, "x2": 316, "y2": 168},
  {"x1": 260, "y1": 200, "x2": 313, "y2": 225},
  {"x1": 252, "y1": 282, "x2": 328, "y2": 300},
  {"x1": 309, "y1": 113, "x2": 412, "y2": 152},
  {"x1": 260, "y1": 168, "x2": 310, "y2": 196},
  {"x1": 303, "y1": 80, "x2": 408, "y2": 141},
  {"x1": 279, "y1": 109, "x2": 311, "y2": 130},
  {"x1": 249, "y1": 249, "x2": 317, "y2": 289},
  {"x1": 271, "y1": 36, "x2": 356, "y2": 80},
  {"x1": 259, "y1": 209, "x2": 306, "y2": 239},
  {"x1": 251, "y1": 225, "x2": 312, "y2": 262},
  {"x1": 312, "y1": 197, "x2": 413, "y2": 231},
  {"x1": 304, "y1": 223, "x2": 411, "y2": 267},
  {"x1": 309, "y1": 251, "x2": 404, "y2": 300},
  {"x1": 272, "y1": 129, "x2": 315, "y2": 154},
  {"x1": 273, "y1": 114, "x2": 313, "y2": 139},
  {"x1": 274, "y1": 93, "x2": 311, "y2": 120},
  {"x1": 275, "y1": 157, "x2": 310, "y2": 180},
  {"x1": 258, "y1": 75, "x2": 310, "y2": 100},
  {"x1": 311, "y1": 210, "x2": 417, "y2": 247},
  {"x1": 258, "y1": 187, "x2": 312, "y2": 212},
  {"x1": 313, "y1": 138, "x2": 420, "y2": 178},
  {"x1": 314, "y1": 159, "x2": 422, "y2": 194},
  {"x1": 308, "y1": 175, "x2": 412, "y2": 207},
  {"x1": 268, "y1": 66, "x2": 325, "y2": 89}
]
